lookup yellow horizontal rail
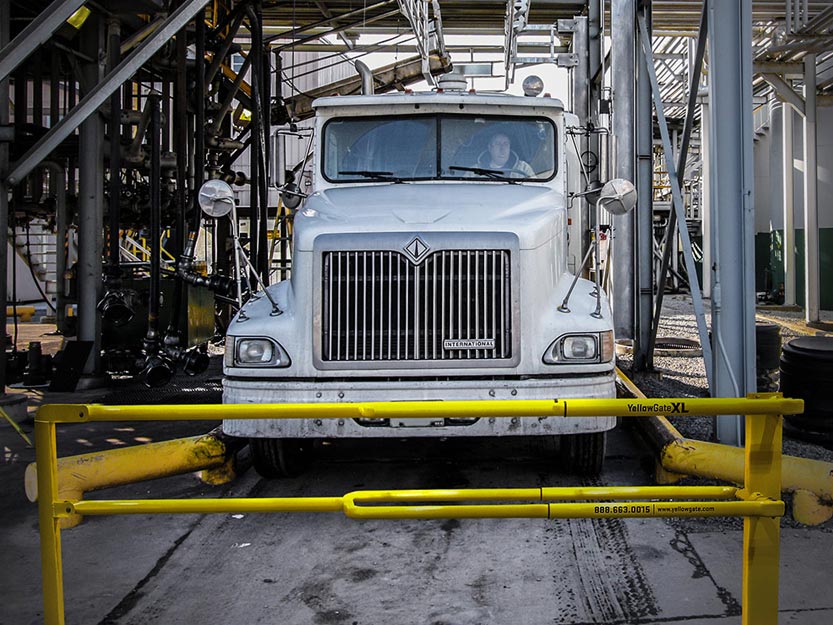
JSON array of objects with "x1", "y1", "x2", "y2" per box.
[
  {"x1": 37, "y1": 395, "x2": 803, "y2": 423},
  {"x1": 58, "y1": 487, "x2": 780, "y2": 521}
]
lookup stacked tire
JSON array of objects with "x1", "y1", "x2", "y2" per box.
[{"x1": 780, "y1": 336, "x2": 833, "y2": 443}]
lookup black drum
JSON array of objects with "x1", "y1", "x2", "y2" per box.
[{"x1": 780, "y1": 336, "x2": 833, "y2": 440}]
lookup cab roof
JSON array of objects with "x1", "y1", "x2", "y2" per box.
[{"x1": 312, "y1": 91, "x2": 565, "y2": 112}]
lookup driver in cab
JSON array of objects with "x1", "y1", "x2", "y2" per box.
[{"x1": 477, "y1": 132, "x2": 534, "y2": 178}]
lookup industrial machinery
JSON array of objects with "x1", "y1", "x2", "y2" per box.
[{"x1": 202, "y1": 87, "x2": 636, "y2": 477}]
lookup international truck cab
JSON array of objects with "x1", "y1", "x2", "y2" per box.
[{"x1": 213, "y1": 90, "x2": 629, "y2": 477}]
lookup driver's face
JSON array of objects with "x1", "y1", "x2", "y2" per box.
[{"x1": 488, "y1": 134, "x2": 511, "y2": 167}]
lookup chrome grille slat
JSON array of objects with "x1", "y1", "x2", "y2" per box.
[{"x1": 322, "y1": 248, "x2": 511, "y2": 362}]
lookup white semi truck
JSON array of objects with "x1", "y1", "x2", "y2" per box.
[{"x1": 210, "y1": 89, "x2": 633, "y2": 477}]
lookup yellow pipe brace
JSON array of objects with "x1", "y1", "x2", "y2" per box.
[
  {"x1": 616, "y1": 367, "x2": 833, "y2": 525},
  {"x1": 26, "y1": 432, "x2": 237, "y2": 528}
]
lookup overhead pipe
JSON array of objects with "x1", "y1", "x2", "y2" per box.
[
  {"x1": 208, "y1": 53, "x2": 253, "y2": 136},
  {"x1": 617, "y1": 368, "x2": 833, "y2": 526}
]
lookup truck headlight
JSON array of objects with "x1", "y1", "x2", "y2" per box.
[
  {"x1": 226, "y1": 338, "x2": 291, "y2": 367},
  {"x1": 543, "y1": 331, "x2": 614, "y2": 364}
]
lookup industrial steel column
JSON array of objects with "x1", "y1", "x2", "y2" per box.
[
  {"x1": 803, "y1": 54, "x2": 819, "y2": 324},
  {"x1": 588, "y1": 0, "x2": 602, "y2": 180},
  {"x1": 701, "y1": 97, "x2": 711, "y2": 298},
  {"x1": 248, "y1": 4, "x2": 263, "y2": 279},
  {"x1": 782, "y1": 102, "x2": 796, "y2": 306},
  {"x1": 611, "y1": 0, "x2": 636, "y2": 340},
  {"x1": 571, "y1": 16, "x2": 590, "y2": 254},
  {"x1": 77, "y1": 19, "x2": 105, "y2": 376},
  {"x1": 634, "y1": 0, "x2": 652, "y2": 370},
  {"x1": 707, "y1": 0, "x2": 755, "y2": 445},
  {"x1": 0, "y1": 0, "x2": 9, "y2": 391}
]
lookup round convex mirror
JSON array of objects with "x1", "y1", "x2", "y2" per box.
[
  {"x1": 198, "y1": 179, "x2": 235, "y2": 218},
  {"x1": 598, "y1": 178, "x2": 637, "y2": 216}
]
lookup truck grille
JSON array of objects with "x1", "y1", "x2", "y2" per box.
[{"x1": 321, "y1": 250, "x2": 512, "y2": 362}]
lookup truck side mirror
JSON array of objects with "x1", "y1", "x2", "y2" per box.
[
  {"x1": 598, "y1": 178, "x2": 637, "y2": 215},
  {"x1": 198, "y1": 179, "x2": 235, "y2": 218},
  {"x1": 280, "y1": 182, "x2": 304, "y2": 210}
]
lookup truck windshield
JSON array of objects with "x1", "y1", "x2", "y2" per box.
[{"x1": 322, "y1": 114, "x2": 556, "y2": 183}]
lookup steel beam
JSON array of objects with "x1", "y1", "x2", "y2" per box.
[
  {"x1": 611, "y1": 0, "x2": 636, "y2": 341},
  {"x1": 782, "y1": 102, "x2": 796, "y2": 306},
  {"x1": 106, "y1": 19, "x2": 121, "y2": 282},
  {"x1": 41, "y1": 163, "x2": 67, "y2": 335},
  {"x1": 0, "y1": 0, "x2": 9, "y2": 390},
  {"x1": 706, "y1": 0, "x2": 755, "y2": 445},
  {"x1": 650, "y1": 3, "x2": 707, "y2": 360},
  {"x1": 803, "y1": 54, "x2": 819, "y2": 324},
  {"x1": 77, "y1": 19, "x2": 104, "y2": 375},
  {"x1": 0, "y1": 0, "x2": 87, "y2": 83},
  {"x1": 6, "y1": 0, "x2": 210, "y2": 186},
  {"x1": 634, "y1": 0, "x2": 653, "y2": 370},
  {"x1": 760, "y1": 73, "x2": 805, "y2": 116},
  {"x1": 637, "y1": 16, "x2": 714, "y2": 395},
  {"x1": 570, "y1": 16, "x2": 591, "y2": 259}
]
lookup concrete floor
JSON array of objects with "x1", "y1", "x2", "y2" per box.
[
  {"x1": 3, "y1": 385, "x2": 832, "y2": 625},
  {"x1": 2, "y1": 321, "x2": 833, "y2": 624}
]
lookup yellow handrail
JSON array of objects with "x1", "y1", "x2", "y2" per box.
[
  {"x1": 37, "y1": 395, "x2": 802, "y2": 422},
  {"x1": 35, "y1": 395, "x2": 796, "y2": 625}
]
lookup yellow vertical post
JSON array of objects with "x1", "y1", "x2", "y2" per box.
[
  {"x1": 741, "y1": 397, "x2": 783, "y2": 625},
  {"x1": 35, "y1": 419, "x2": 66, "y2": 625}
]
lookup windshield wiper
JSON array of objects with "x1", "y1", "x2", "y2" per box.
[
  {"x1": 448, "y1": 166, "x2": 518, "y2": 183},
  {"x1": 339, "y1": 170, "x2": 403, "y2": 183}
]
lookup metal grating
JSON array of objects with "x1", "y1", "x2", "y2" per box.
[{"x1": 321, "y1": 249, "x2": 512, "y2": 362}]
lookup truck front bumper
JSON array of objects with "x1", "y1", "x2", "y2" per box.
[{"x1": 222, "y1": 373, "x2": 616, "y2": 438}]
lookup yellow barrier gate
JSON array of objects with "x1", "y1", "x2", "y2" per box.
[{"x1": 35, "y1": 394, "x2": 801, "y2": 625}]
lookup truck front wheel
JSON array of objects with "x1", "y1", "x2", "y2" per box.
[
  {"x1": 250, "y1": 438, "x2": 309, "y2": 478},
  {"x1": 560, "y1": 432, "x2": 606, "y2": 476}
]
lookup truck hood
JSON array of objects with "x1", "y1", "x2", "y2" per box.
[{"x1": 293, "y1": 183, "x2": 566, "y2": 251}]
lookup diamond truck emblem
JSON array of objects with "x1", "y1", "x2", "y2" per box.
[{"x1": 405, "y1": 236, "x2": 429, "y2": 261}]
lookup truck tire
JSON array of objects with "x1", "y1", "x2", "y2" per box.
[
  {"x1": 250, "y1": 438, "x2": 309, "y2": 478},
  {"x1": 560, "y1": 432, "x2": 606, "y2": 476}
]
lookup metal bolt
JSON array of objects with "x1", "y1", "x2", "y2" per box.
[
  {"x1": 338, "y1": 419, "x2": 345, "y2": 426},
  {"x1": 511, "y1": 417, "x2": 519, "y2": 424},
  {"x1": 314, "y1": 419, "x2": 323, "y2": 426},
  {"x1": 489, "y1": 389, "x2": 496, "y2": 397},
  {"x1": 316, "y1": 392, "x2": 322, "y2": 398},
  {"x1": 511, "y1": 389, "x2": 517, "y2": 396},
  {"x1": 489, "y1": 417, "x2": 496, "y2": 424},
  {"x1": 338, "y1": 391, "x2": 345, "y2": 399}
]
